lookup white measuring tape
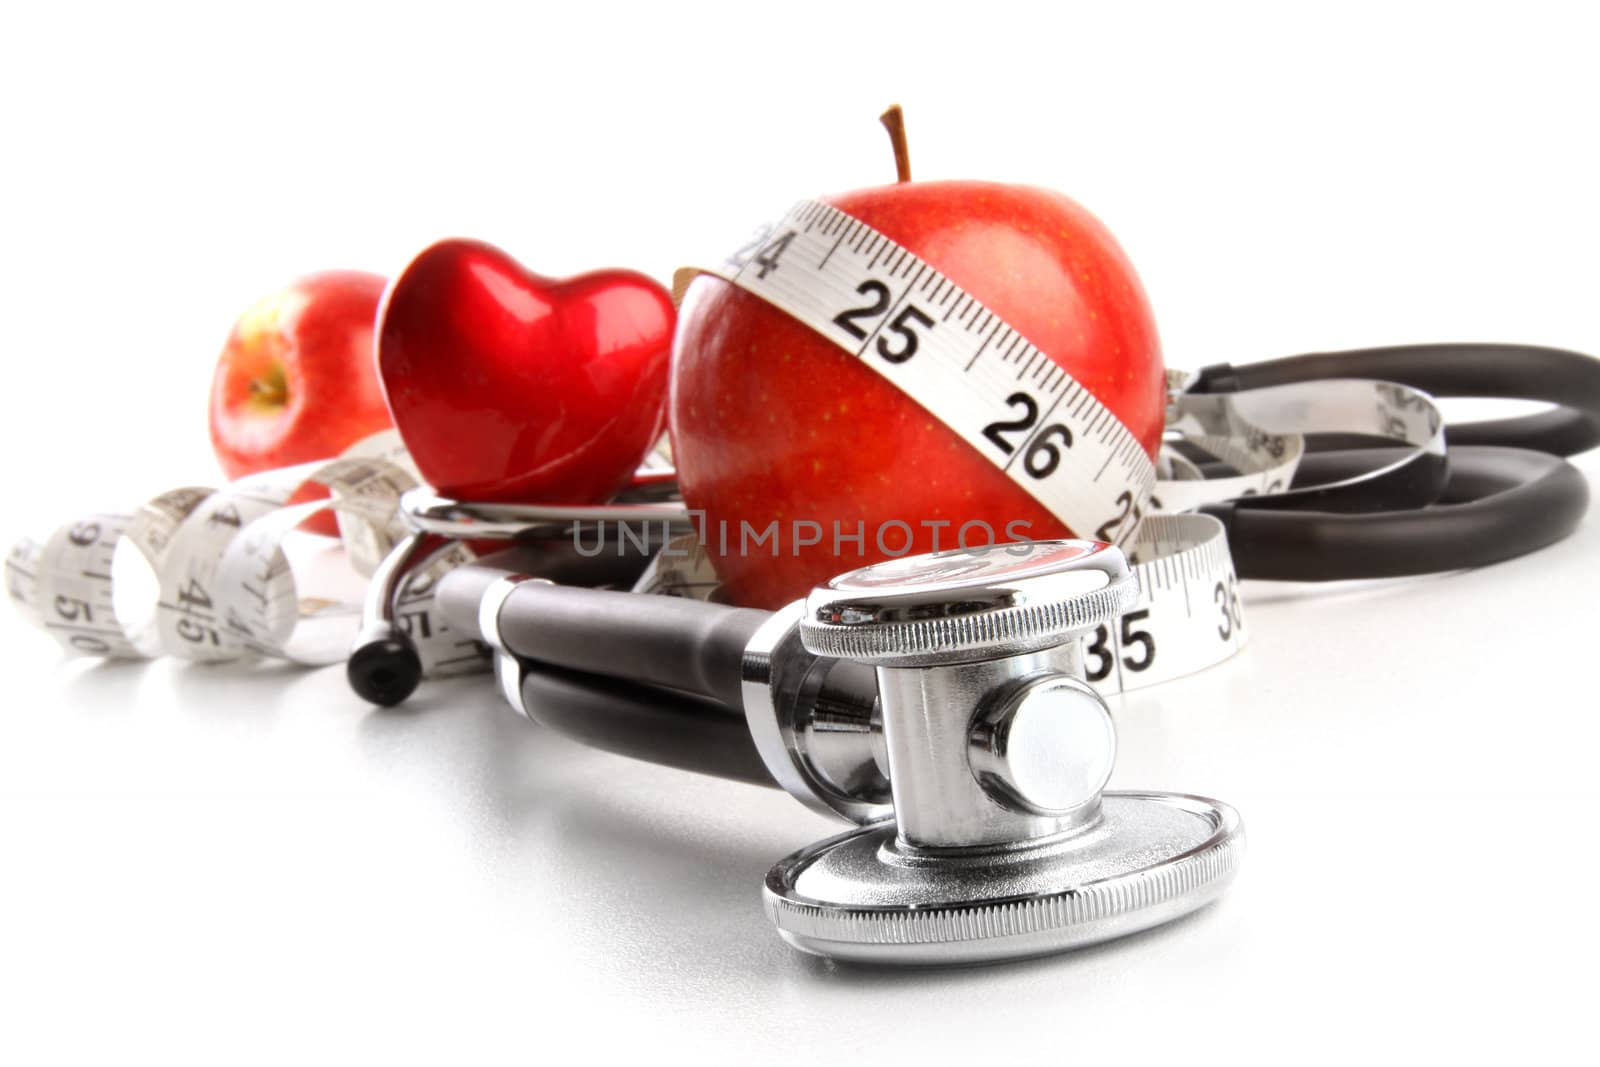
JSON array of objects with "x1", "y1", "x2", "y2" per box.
[
  {"x1": 5, "y1": 431, "x2": 484, "y2": 676},
  {"x1": 705, "y1": 200, "x2": 1158, "y2": 547},
  {"x1": 659, "y1": 198, "x2": 1303, "y2": 692},
  {"x1": 637, "y1": 510, "x2": 1241, "y2": 696}
]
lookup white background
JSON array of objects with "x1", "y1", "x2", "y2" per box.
[{"x1": 2, "y1": 2, "x2": 1598, "y2": 1063}]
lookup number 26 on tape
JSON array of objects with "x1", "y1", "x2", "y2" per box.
[
  {"x1": 736, "y1": 217, "x2": 1126, "y2": 534},
  {"x1": 830, "y1": 283, "x2": 1078, "y2": 485}
]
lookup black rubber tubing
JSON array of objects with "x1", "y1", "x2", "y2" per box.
[
  {"x1": 432, "y1": 548, "x2": 778, "y2": 783},
  {"x1": 1189, "y1": 343, "x2": 1600, "y2": 457},
  {"x1": 437, "y1": 554, "x2": 771, "y2": 710},
  {"x1": 518, "y1": 663, "x2": 774, "y2": 785},
  {"x1": 350, "y1": 537, "x2": 656, "y2": 707},
  {"x1": 1205, "y1": 445, "x2": 1590, "y2": 580}
]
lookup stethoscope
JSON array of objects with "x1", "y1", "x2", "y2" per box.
[
  {"x1": 1183, "y1": 343, "x2": 1597, "y2": 579},
  {"x1": 345, "y1": 342, "x2": 1600, "y2": 965}
]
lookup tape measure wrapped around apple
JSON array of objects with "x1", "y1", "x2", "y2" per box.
[
  {"x1": 671, "y1": 107, "x2": 1166, "y2": 610},
  {"x1": 652, "y1": 108, "x2": 1293, "y2": 694}
]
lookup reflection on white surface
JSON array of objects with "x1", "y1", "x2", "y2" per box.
[{"x1": 3, "y1": 456, "x2": 1596, "y2": 1060}]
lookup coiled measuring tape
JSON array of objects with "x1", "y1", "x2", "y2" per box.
[{"x1": 4, "y1": 431, "x2": 483, "y2": 675}]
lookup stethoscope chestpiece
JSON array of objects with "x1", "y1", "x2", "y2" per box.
[{"x1": 763, "y1": 540, "x2": 1245, "y2": 966}]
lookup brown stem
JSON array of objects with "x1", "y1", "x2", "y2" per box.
[
  {"x1": 879, "y1": 104, "x2": 912, "y2": 183},
  {"x1": 249, "y1": 362, "x2": 289, "y2": 410}
]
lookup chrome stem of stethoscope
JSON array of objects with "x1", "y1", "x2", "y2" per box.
[
  {"x1": 399, "y1": 488, "x2": 692, "y2": 540},
  {"x1": 347, "y1": 469, "x2": 694, "y2": 707}
]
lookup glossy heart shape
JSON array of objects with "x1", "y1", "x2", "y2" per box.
[{"x1": 378, "y1": 238, "x2": 675, "y2": 503}]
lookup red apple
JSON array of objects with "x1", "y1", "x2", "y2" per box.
[
  {"x1": 671, "y1": 180, "x2": 1164, "y2": 609},
  {"x1": 376, "y1": 239, "x2": 674, "y2": 504},
  {"x1": 208, "y1": 270, "x2": 393, "y2": 535}
]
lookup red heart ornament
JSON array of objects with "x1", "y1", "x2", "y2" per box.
[{"x1": 378, "y1": 238, "x2": 675, "y2": 503}]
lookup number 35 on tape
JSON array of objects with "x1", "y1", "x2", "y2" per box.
[{"x1": 636, "y1": 511, "x2": 1247, "y2": 696}]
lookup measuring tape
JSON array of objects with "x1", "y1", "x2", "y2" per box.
[
  {"x1": 663, "y1": 198, "x2": 1307, "y2": 691},
  {"x1": 635, "y1": 511, "x2": 1242, "y2": 696},
  {"x1": 4, "y1": 431, "x2": 483, "y2": 676},
  {"x1": 701, "y1": 200, "x2": 1159, "y2": 548}
]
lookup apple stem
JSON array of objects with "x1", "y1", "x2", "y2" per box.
[
  {"x1": 880, "y1": 104, "x2": 912, "y2": 183},
  {"x1": 249, "y1": 363, "x2": 289, "y2": 410}
]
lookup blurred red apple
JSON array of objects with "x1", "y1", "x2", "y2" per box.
[
  {"x1": 671, "y1": 178, "x2": 1164, "y2": 609},
  {"x1": 208, "y1": 271, "x2": 393, "y2": 535}
]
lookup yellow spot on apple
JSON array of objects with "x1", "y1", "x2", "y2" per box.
[{"x1": 235, "y1": 288, "x2": 308, "y2": 343}]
